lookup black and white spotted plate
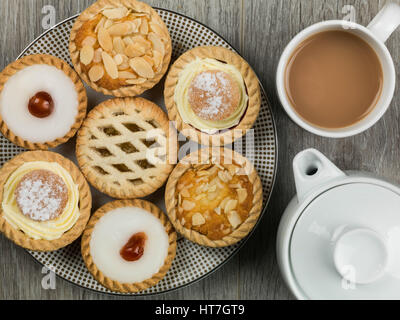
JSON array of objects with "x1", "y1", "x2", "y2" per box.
[{"x1": 4, "y1": 8, "x2": 277, "y2": 295}]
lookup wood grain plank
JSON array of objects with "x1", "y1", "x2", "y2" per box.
[{"x1": 241, "y1": 0, "x2": 400, "y2": 300}]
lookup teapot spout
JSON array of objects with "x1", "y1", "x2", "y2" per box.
[{"x1": 293, "y1": 149, "x2": 345, "y2": 202}]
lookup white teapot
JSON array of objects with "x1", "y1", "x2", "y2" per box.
[{"x1": 277, "y1": 148, "x2": 400, "y2": 299}]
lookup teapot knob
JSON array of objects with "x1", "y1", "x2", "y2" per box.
[{"x1": 334, "y1": 228, "x2": 389, "y2": 285}]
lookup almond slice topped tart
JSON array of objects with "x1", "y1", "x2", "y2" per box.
[
  {"x1": 76, "y1": 97, "x2": 177, "y2": 199},
  {"x1": 165, "y1": 147, "x2": 263, "y2": 247},
  {"x1": 69, "y1": 0, "x2": 172, "y2": 97}
]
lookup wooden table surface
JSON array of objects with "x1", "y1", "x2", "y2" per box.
[{"x1": 1, "y1": 0, "x2": 400, "y2": 300}]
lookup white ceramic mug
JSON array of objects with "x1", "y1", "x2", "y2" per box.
[{"x1": 276, "y1": 2, "x2": 400, "y2": 138}]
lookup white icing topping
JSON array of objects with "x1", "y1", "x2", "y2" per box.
[
  {"x1": 90, "y1": 206, "x2": 169, "y2": 283},
  {"x1": 0, "y1": 65, "x2": 79, "y2": 143}
]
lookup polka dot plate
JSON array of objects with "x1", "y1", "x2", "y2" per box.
[{"x1": 4, "y1": 8, "x2": 278, "y2": 295}]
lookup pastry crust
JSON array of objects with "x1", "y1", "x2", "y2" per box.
[
  {"x1": 81, "y1": 199, "x2": 177, "y2": 293},
  {"x1": 0, "y1": 151, "x2": 92, "y2": 251},
  {"x1": 0, "y1": 54, "x2": 87, "y2": 150},
  {"x1": 76, "y1": 97, "x2": 177, "y2": 199},
  {"x1": 69, "y1": 0, "x2": 172, "y2": 97},
  {"x1": 165, "y1": 147, "x2": 263, "y2": 247},
  {"x1": 164, "y1": 46, "x2": 261, "y2": 146}
]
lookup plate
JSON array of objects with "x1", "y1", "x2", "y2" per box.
[{"x1": 4, "y1": 8, "x2": 278, "y2": 295}]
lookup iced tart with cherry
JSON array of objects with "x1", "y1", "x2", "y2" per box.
[
  {"x1": 0, "y1": 151, "x2": 92, "y2": 251},
  {"x1": 0, "y1": 54, "x2": 87, "y2": 150},
  {"x1": 81, "y1": 199, "x2": 176, "y2": 293}
]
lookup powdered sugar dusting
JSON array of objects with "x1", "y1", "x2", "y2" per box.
[
  {"x1": 189, "y1": 71, "x2": 235, "y2": 120},
  {"x1": 15, "y1": 170, "x2": 68, "y2": 222}
]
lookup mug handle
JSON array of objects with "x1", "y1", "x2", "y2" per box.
[{"x1": 368, "y1": 2, "x2": 400, "y2": 43}]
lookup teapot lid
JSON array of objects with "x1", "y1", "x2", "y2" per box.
[{"x1": 288, "y1": 150, "x2": 400, "y2": 299}]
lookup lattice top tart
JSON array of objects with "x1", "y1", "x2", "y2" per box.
[
  {"x1": 76, "y1": 97, "x2": 177, "y2": 199},
  {"x1": 165, "y1": 147, "x2": 263, "y2": 247},
  {"x1": 69, "y1": 0, "x2": 172, "y2": 97}
]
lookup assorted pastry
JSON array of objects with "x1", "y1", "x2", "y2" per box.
[
  {"x1": 0, "y1": 54, "x2": 87, "y2": 150},
  {"x1": 0, "y1": 151, "x2": 92, "y2": 251},
  {"x1": 164, "y1": 46, "x2": 261, "y2": 146},
  {"x1": 69, "y1": 0, "x2": 172, "y2": 97},
  {"x1": 165, "y1": 148, "x2": 263, "y2": 247},
  {"x1": 81, "y1": 199, "x2": 176, "y2": 293},
  {"x1": 76, "y1": 97, "x2": 177, "y2": 199},
  {"x1": 0, "y1": 0, "x2": 265, "y2": 292}
]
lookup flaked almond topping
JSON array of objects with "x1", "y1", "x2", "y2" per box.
[
  {"x1": 192, "y1": 213, "x2": 205, "y2": 226},
  {"x1": 113, "y1": 54, "x2": 124, "y2": 65},
  {"x1": 80, "y1": 46, "x2": 94, "y2": 65},
  {"x1": 214, "y1": 207, "x2": 221, "y2": 215},
  {"x1": 123, "y1": 36, "x2": 134, "y2": 46},
  {"x1": 197, "y1": 171, "x2": 209, "y2": 177},
  {"x1": 181, "y1": 217, "x2": 186, "y2": 225},
  {"x1": 208, "y1": 185, "x2": 217, "y2": 193},
  {"x1": 181, "y1": 200, "x2": 195, "y2": 211},
  {"x1": 118, "y1": 57, "x2": 130, "y2": 70},
  {"x1": 150, "y1": 22, "x2": 166, "y2": 36},
  {"x1": 224, "y1": 199, "x2": 238, "y2": 213},
  {"x1": 218, "y1": 170, "x2": 232, "y2": 183},
  {"x1": 118, "y1": 71, "x2": 137, "y2": 79},
  {"x1": 102, "y1": 52, "x2": 119, "y2": 79},
  {"x1": 126, "y1": 78, "x2": 147, "y2": 85},
  {"x1": 125, "y1": 43, "x2": 146, "y2": 57},
  {"x1": 93, "y1": 48, "x2": 103, "y2": 63},
  {"x1": 129, "y1": 57, "x2": 154, "y2": 78},
  {"x1": 148, "y1": 32, "x2": 164, "y2": 55},
  {"x1": 98, "y1": 27, "x2": 113, "y2": 52},
  {"x1": 180, "y1": 188, "x2": 190, "y2": 198},
  {"x1": 223, "y1": 228, "x2": 232, "y2": 235},
  {"x1": 195, "y1": 194, "x2": 205, "y2": 201},
  {"x1": 139, "y1": 18, "x2": 148, "y2": 34},
  {"x1": 227, "y1": 164, "x2": 239, "y2": 176},
  {"x1": 108, "y1": 22, "x2": 132, "y2": 36},
  {"x1": 130, "y1": 19, "x2": 141, "y2": 33},
  {"x1": 237, "y1": 188, "x2": 248, "y2": 204},
  {"x1": 104, "y1": 18, "x2": 114, "y2": 29},
  {"x1": 219, "y1": 197, "x2": 230, "y2": 210},
  {"x1": 82, "y1": 36, "x2": 96, "y2": 47},
  {"x1": 227, "y1": 211, "x2": 241, "y2": 228},
  {"x1": 229, "y1": 183, "x2": 242, "y2": 189},
  {"x1": 207, "y1": 192, "x2": 218, "y2": 200},
  {"x1": 132, "y1": 36, "x2": 153, "y2": 51},
  {"x1": 143, "y1": 55, "x2": 154, "y2": 67},
  {"x1": 95, "y1": 17, "x2": 106, "y2": 33},
  {"x1": 113, "y1": 37, "x2": 125, "y2": 54},
  {"x1": 178, "y1": 193, "x2": 182, "y2": 205},
  {"x1": 152, "y1": 50, "x2": 163, "y2": 72},
  {"x1": 88, "y1": 65, "x2": 104, "y2": 82},
  {"x1": 102, "y1": 7, "x2": 129, "y2": 20},
  {"x1": 177, "y1": 183, "x2": 185, "y2": 191}
]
